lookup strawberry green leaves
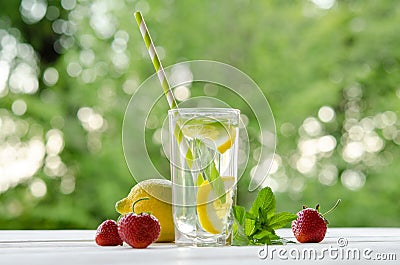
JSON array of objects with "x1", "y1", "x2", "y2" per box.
[{"x1": 232, "y1": 187, "x2": 297, "y2": 245}]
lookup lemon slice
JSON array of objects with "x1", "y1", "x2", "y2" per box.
[
  {"x1": 181, "y1": 120, "x2": 237, "y2": 154},
  {"x1": 197, "y1": 176, "x2": 235, "y2": 234},
  {"x1": 216, "y1": 129, "x2": 236, "y2": 154}
]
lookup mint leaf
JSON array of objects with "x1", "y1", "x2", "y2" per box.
[
  {"x1": 193, "y1": 139, "x2": 225, "y2": 203},
  {"x1": 233, "y1": 205, "x2": 246, "y2": 226},
  {"x1": 253, "y1": 231, "x2": 273, "y2": 245},
  {"x1": 245, "y1": 211, "x2": 257, "y2": 220},
  {"x1": 249, "y1": 187, "x2": 275, "y2": 219},
  {"x1": 207, "y1": 158, "x2": 225, "y2": 203},
  {"x1": 269, "y1": 212, "x2": 298, "y2": 230},
  {"x1": 253, "y1": 230, "x2": 274, "y2": 240},
  {"x1": 185, "y1": 148, "x2": 193, "y2": 169},
  {"x1": 252, "y1": 230, "x2": 287, "y2": 245},
  {"x1": 232, "y1": 186, "x2": 296, "y2": 246},
  {"x1": 232, "y1": 206, "x2": 250, "y2": 246},
  {"x1": 257, "y1": 207, "x2": 270, "y2": 224},
  {"x1": 244, "y1": 217, "x2": 256, "y2": 236},
  {"x1": 232, "y1": 227, "x2": 250, "y2": 246},
  {"x1": 253, "y1": 230, "x2": 280, "y2": 244}
]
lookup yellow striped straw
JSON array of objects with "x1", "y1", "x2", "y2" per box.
[
  {"x1": 134, "y1": 11, "x2": 178, "y2": 109},
  {"x1": 133, "y1": 12, "x2": 227, "y2": 201},
  {"x1": 134, "y1": 11, "x2": 195, "y2": 177}
]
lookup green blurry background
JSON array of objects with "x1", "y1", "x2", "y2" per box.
[{"x1": 0, "y1": 0, "x2": 399, "y2": 229}]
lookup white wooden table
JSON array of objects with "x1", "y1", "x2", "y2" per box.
[{"x1": 0, "y1": 228, "x2": 399, "y2": 264}]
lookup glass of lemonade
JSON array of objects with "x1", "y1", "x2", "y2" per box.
[{"x1": 168, "y1": 108, "x2": 240, "y2": 246}]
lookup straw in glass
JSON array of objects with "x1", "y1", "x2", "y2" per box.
[
  {"x1": 133, "y1": 12, "x2": 225, "y2": 199},
  {"x1": 134, "y1": 11, "x2": 194, "y2": 170}
]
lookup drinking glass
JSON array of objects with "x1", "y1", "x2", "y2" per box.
[{"x1": 169, "y1": 108, "x2": 240, "y2": 246}]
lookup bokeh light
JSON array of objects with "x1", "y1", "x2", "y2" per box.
[
  {"x1": 310, "y1": 0, "x2": 336, "y2": 10},
  {"x1": 174, "y1": 86, "x2": 191, "y2": 101},
  {"x1": 20, "y1": 0, "x2": 47, "y2": 24},
  {"x1": 318, "y1": 106, "x2": 336, "y2": 123},
  {"x1": 0, "y1": 0, "x2": 399, "y2": 228},
  {"x1": 77, "y1": 107, "x2": 105, "y2": 132},
  {"x1": 341, "y1": 170, "x2": 366, "y2": 191},
  {"x1": 11, "y1": 99, "x2": 27, "y2": 116}
]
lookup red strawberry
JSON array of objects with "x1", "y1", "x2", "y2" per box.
[
  {"x1": 292, "y1": 207, "x2": 327, "y2": 243},
  {"x1": 118, "y1": 212, "x2": 160, "y2": 248},
  {"x1": 95, "y1": 220, "x2": 123, "y2": 246},
  {"x1": 292, "y1": 200, "x2": 341, "y2": 243},
  {"x1": 117, "y1": 198, "x2": 161, "y2": 248}
]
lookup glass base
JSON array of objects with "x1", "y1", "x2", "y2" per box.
[{"x1": 174, "y1": 227, "x2": 231, "y2": 247}]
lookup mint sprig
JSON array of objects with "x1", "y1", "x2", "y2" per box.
[
  {"x1": 232, "y1": 187, "x2": 297, "y2": 245},
  {"x1": 193, "y1": 139, "x2": 225, "y2": 203}
]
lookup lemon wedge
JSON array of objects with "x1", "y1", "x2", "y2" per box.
[{"x1": 196, "y1": 176, "x2": 235, "y2": 234}]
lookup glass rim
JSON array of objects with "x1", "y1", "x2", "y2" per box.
[{"x1": 168, "y1": 107, "x2": 240, "y2": 116}]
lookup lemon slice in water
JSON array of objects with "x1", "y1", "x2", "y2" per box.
[
  {"x1": 181, "y1": 120, "x2": 237, "y2": 154},
  {"x1": 196, "y1": 176, "x2": 235, "y2": 234},
  {"x1": 216, "y1": 129, "x2": 236, "y2": 154}
]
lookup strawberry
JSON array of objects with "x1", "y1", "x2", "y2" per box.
[
  {"x1": 292, "y1": 207, "x2": 327, "y2": 243},
  {"x1": 292, "y1": 200, "x2": 341, "y2": 243},
  {"x1": 118, "y1": 198, "x2": 161, "y2": 248},
  {"x1": 95, "y1": 220, "x2": 123, "y2": 246}
]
